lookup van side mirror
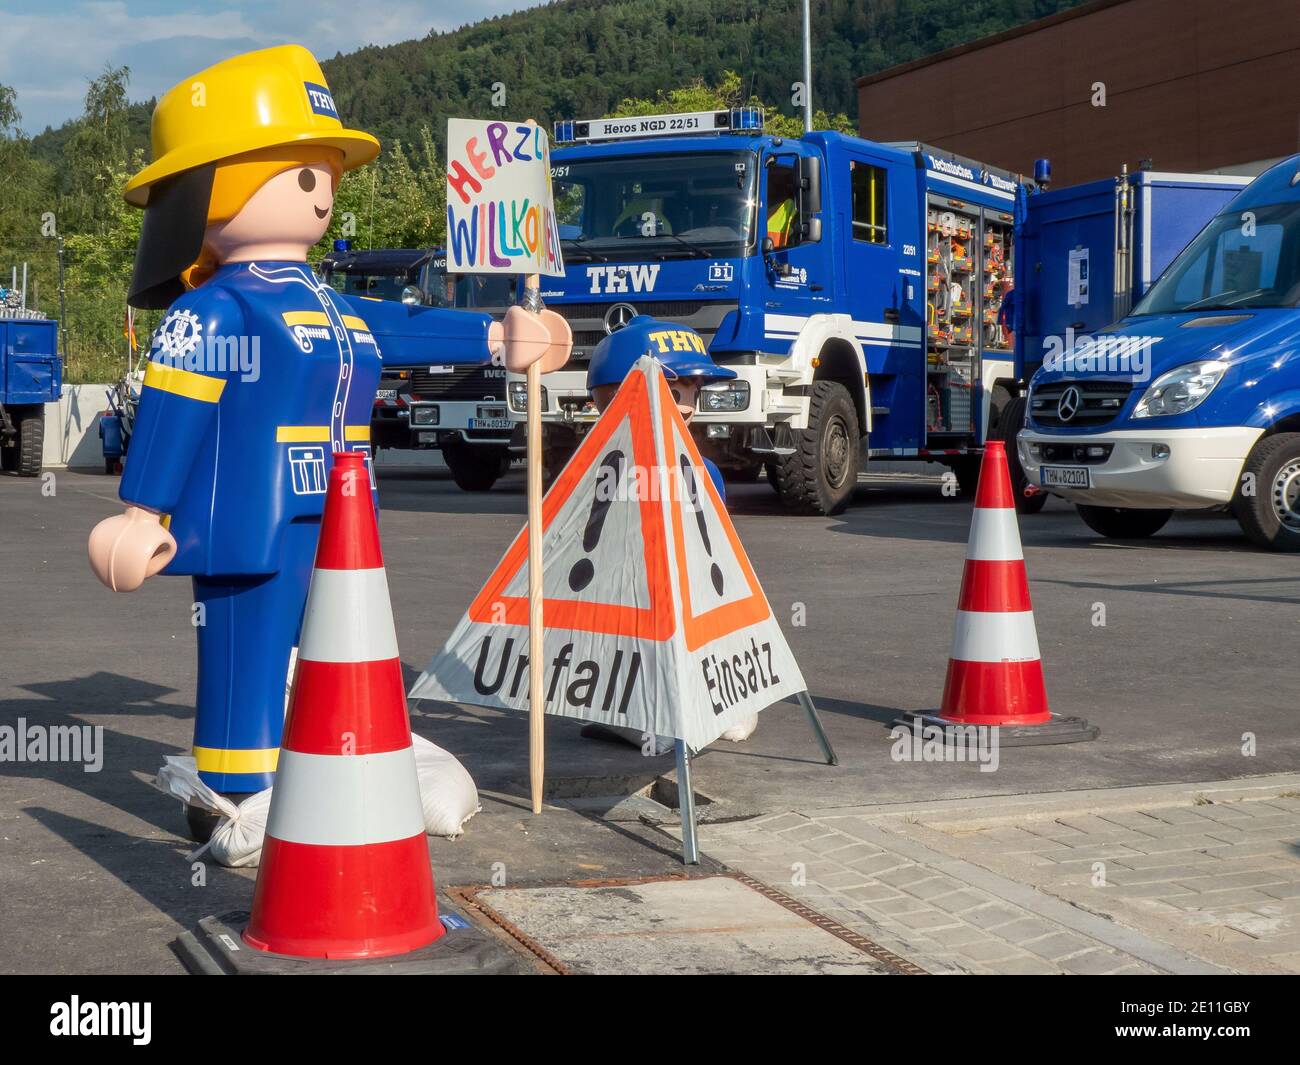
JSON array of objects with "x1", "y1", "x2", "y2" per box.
[{"x1": 799, "y1": 155, "x2": 822, "y2": 215}]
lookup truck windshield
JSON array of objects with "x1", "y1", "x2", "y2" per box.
[
  {"x1": 1132, "y1": 200, "x2": 1300, "y2": 314},
  {"x1": 327, "y1": 270, "x2": 411, "y2": 302},
  {"x1": 421, "y1": 261, "x2": 516, "y2": 309},
  {"x1": 552, "y1": 150, "x2": 757, "y2": 260}
]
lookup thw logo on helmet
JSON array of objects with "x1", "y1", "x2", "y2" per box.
[{"x1": 304, "y1": 82, "x2": 338, "y2": 117}]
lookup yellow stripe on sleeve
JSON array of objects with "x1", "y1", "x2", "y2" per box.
[
  {"x1": 276, "y1": 425, "x2": 372, "y2": 443},
  {"x1": 142, "y1": 361, "x2": 225, "y2": 403},
  {"x1": 276, "y1": 426, "x2": 331, "y2": 443},
  {"x1": 281, "y1": 311, "x2": 331, "y2": 326}
]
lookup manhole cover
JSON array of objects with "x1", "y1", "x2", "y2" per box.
[{"x1": 455, "y1": 875, "x2": 922, "y2": 975}]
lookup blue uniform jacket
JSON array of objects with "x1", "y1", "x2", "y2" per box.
[{"x1": 120, "y1": 261, "x2": 495, "y2": 576}]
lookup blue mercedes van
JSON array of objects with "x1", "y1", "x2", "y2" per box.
[{"x1": 1020, "y1": 154, "x2": 1300, "y2": 551}]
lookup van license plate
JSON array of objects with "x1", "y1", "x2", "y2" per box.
[{"x1": 1041, "y1": 465, "x2": 1091, "y2": 489}]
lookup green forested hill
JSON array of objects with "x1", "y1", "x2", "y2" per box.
[
  {"x1": 31, "y1": 0, "x2": 1083, "y2": 163},
  {"x1": 7, "y1": 0, "x2": 1085, "y2": 381}
]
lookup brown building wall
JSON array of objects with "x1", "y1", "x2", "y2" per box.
[{"x1": 856, "y1": 0, "x2": 1300, "y2": 185}]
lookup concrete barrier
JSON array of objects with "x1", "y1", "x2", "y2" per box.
[{"x1": 44, "y1": 383, "x2": 111, "y2": 470}]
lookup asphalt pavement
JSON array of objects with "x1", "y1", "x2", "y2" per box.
[{"x1": 1, "y1": 464, "x2": 1296, "y2": 973}]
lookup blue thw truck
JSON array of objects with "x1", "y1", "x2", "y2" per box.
[
  {"x1": 469, "y1": 109, "x2": 1027, "y2": 513},
  {"x1": 0, "y1": 311, "x2": 60, "y2": 476},
  {"x1": 1018, "y1": 155, "x2": 1300, "y2": 551}
]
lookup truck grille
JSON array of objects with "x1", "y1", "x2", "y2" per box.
[
  {"x1": 546, "y1": 300, "x2": 737, "y2": 367},
  {"x1": 409, "y1": 364, "x2": 508, "y2": 401},
  {"x1": 1030, "y1": 380, "x2": 1134, "y2": 428}
]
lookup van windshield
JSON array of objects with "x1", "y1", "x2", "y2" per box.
[
  {"x1": 1132, "y1": 200, "x2": 1300, "y2": 315},
  {"x1": 552, "y1": 151, "x2": 758, "y2": 261}
]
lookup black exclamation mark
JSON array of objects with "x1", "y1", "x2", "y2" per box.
[
  {"x1": 569, "y1": 450, "x2": 625, "y2": 591},
  {"x1": 680, "y1": 455, "x2": 723, "y2": 595}
]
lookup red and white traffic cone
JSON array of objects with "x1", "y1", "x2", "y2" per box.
[
  {"x1": 900, "y1": 441, "x2": 1097, "y2": 746},
  {"x1": 243, "y1": 451, "x2": 444, "y2": 959}
]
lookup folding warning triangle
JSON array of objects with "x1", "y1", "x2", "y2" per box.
[{"x1": 410, "y1": 356, "x2": 807, "y2": 751}]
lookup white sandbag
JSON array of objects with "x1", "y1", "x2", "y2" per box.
[
  {"x1": 719, "y1": 713, "x2": 759, "y2": 743},
  {"x1": 412, "y1": 734, "x2": 481, "y2": 839},
  {"x1": 154, "y1": 736, "x2": 480, "y2": 867},
  {"x1": 208, "y1": 787, "x2": 272, "y2": 867}
]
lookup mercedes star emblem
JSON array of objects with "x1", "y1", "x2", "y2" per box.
[
  {"x1": 604, "y1": 303, "x2": 637, "y2": 334},
  {"x1": 1057, "y1": 385, "x2": 1082, "y2": 423}
]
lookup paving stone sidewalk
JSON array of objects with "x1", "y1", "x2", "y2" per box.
[{"x1": 689, "y1": 774, "x2": 1300, "y2": 974}]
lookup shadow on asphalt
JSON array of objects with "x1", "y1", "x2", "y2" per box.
[
  {"x1": 3, "y1": 674, "x2": 194, "y2": 835},
  {"x1": 24, "y1": 806, "x2": 251, "y2": 931}
]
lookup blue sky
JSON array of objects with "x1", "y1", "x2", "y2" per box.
[{"x1": 0, "y1": 0, "x2": 543, "y2": 134}]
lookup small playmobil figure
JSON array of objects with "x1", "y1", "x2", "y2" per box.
[
  {"x1": 86, "y1": 45, "x2": 510, "y2": 839},
  {"x1": 587, "y1": 315, "x2": 734, "y2": 500}
]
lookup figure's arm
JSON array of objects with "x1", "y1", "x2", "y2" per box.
[
  {"x1": 89, "y1": 293, "x2": 240, "y2": 591},
  {"x1": 339, "y1": 295, "x2": 504, "y2": 363}
]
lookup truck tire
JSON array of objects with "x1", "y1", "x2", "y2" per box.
[
  {"x1": 993, "y1": 396, "x2": 1046, "y2": 514},
  {"x1": 15, "y1": 407, "x2": 43, "y2": 477},
  {"x1": 1076, "y1": 504, "x2": 1172, "y2": 539},
  {"x1": 442, "y1": 443, "x2": 508, "y2": 492},
  {"x1": 771, "y1": 379, "x2": 860, "y2": 516},
  {"x1": 1233, "y1": 432, "x2": 1300, "y2": 552}
]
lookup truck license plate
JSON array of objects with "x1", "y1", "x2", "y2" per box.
[
  {"x1": 470, "y1": 418, "x2": 512, "y2": 430},
  {"x1": 1041, "y1": 465, "x2": 1091, "y2": 489}
]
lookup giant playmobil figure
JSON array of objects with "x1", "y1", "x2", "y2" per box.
[{"x1": 86, "y1": 46, "x2": 563, "y2": 837}]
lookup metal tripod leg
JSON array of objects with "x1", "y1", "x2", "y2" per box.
[
  {"x1": 797, "y1": 691, "x2": 838, "y2": 765},
  {"x1": 674, "y1": 739, "x2": 699, "y2": 865}
]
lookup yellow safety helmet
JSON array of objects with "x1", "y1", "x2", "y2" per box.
[
  {"x1": 126, "y1": 45, "x2": 379, "y2": 309},
  {"x1": 124, "y1": 44, "x2": 378, "y2": 208}
]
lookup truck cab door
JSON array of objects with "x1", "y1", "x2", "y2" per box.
[
  {"x1": 759, "y1": 151, "x2": 832, "y2": 343},
  {"x1": 841, "y1": 152, "x2": 923, "y2": 450}
]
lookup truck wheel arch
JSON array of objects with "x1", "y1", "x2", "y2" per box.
[{"x1": 813, "y1": 338, "x2": 868, "y2": 437}]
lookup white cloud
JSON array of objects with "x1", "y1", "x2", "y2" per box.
[{"x1": 0, "y1": 0, "x2": 541, "y2": 133}]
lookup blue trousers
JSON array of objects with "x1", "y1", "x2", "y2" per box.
[{"x1": 191, "y1": 520, "x2": 319, "y2": 793}]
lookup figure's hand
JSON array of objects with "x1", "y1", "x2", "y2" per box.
[
  {"x1": 501, "y1": 304, "x2": 572, "y2": 374},
  {"x1": 88, "y1": 506, "x2": 177, "y2": 592},
  {"x1": 487, "y1": 319, "x2": 505, "y2": 361}
]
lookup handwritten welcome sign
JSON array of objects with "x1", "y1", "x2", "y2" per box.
[{"x1": 445, "y1": 118, "x2": 565, "y2": 277}]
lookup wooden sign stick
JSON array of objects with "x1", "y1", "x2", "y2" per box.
[{"x1": 524, "y1": 269, "x2": 545, "y2": 815}]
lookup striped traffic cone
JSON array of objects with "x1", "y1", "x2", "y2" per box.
[
  {"x1": 243, "y1": 451, "x2": 444, "y2": 959},
  {"x1": 940, "y1": 439, "x2": 1050, "y2": 726},
  {"x1": 899, "y1": 441, "x2": 1097, "y2": 746}
]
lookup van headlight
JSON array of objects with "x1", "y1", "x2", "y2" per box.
[
  {"x1": 1132, "y1": 361, "x2": 1227, "y2": 418},
  {"x1": 699, "y1": 381, "x2": 750, "y2": 412}
]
